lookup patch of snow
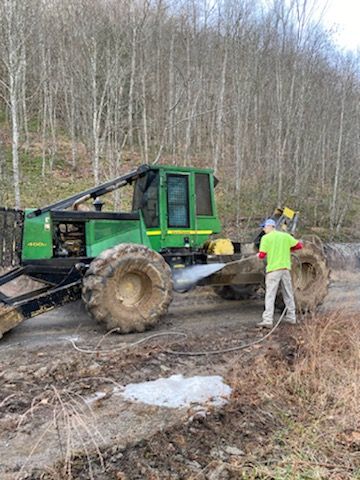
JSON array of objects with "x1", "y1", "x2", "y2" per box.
[{"x1": 118, "y1": 374, "x2": 232, "y2": 409}]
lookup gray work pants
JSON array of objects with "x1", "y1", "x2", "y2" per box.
[{"x1": 262, "y1": 269, "x2": 296, "y2": 324}]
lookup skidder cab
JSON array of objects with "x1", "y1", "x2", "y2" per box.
[
  {"x1": 0, "y1": 164, "x2": 329, "y2": 338},
  {"x1": 22, "y1": 164, "x2": 221, "y2": 263}
]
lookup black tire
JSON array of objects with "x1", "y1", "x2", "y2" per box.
[
  {"x1": 82, "y1": 244, "x2": 173, "y2": 333},
  {"x1": 213, "y1": 284, "x2": 258, "y2": 301}
]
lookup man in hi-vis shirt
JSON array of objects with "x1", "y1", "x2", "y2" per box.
[{"x1": 257, "y1": 219, "x2": 303, "y2": 328}]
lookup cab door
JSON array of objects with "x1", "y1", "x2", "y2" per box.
[{"x1": 162, "y1": 170, "x2": 221, "y2": 250}]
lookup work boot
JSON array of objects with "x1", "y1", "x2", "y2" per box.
[
  {"x1": 256, "y1": 320, "x2": 273, "y2": 329},
  {"x1": 283, "y1": 317, "x2": 296, "y2": 325}
]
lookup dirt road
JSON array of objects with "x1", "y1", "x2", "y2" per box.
[
  {"x1": 0, "y1": 288, "x2": 263, "y2": 349},
  {"x1": 0, "y1": 272, "x2": 359, "y2": 479}
]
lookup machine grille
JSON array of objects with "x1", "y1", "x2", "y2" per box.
[{"x1": 0, "y1": 208, "x2": 24, "y2": 268}]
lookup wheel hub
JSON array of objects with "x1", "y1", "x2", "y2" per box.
[
  {"x1": 295, "y1": 262, "x2": 317, "y2": 290},
  {"x1": 116, "y1": 272, "x2": 150, "y2": 306}
]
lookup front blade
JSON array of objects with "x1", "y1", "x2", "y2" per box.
[{"x1": 0, "y1": 303, "x2": 24, "y2": 339}]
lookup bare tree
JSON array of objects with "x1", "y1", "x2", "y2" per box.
[
  {"x1": 0, "y1": 0, "x2": 359, "y2": 236},
  {"x1": 0, "y1": 0, "x2": 35, "y2": 207}
]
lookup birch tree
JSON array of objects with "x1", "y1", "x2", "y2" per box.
[{"x1": 0, "y1": 0, "x2": 35, "y2": 207}]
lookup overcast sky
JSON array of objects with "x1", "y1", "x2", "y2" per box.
[{"x1": 317, "y1": 0, "x2": 360, "y2": 51}]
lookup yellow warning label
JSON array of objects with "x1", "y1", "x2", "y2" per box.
[{"x1": 283, "y1": 207, "x2": 295, "y2": 219}]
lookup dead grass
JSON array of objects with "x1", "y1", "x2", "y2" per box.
[
  {"x1": 230, "y1": 312, "x2": 360, "y2": 479},
  {"x1": 14, "y1": 385, "x2": 106, "y2": 480}
]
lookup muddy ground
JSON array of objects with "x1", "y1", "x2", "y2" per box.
[{"x1": 0, "y1": 272, "x2": 359, "y2": 479}]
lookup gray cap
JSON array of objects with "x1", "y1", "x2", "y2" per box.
[{"x1": 264, "y1": 218, "x2": 276, "y2": 228}]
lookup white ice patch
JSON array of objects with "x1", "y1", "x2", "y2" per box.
[{"x1": 118, "y1": 374, "x2": 232, "y2": 409}]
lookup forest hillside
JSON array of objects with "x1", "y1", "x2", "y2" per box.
[{"x1": 0, "y1": 0, "x2": 360, "y2": 240}]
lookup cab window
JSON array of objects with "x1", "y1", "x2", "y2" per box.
[
  {"x1": 195, "y1": 173, "x2": 212, "y2": 216},
  {"x1": 132, "y1": 171, "x2": 159, "y2": 228},
  {"x1": 167, "y1": 174, "x2": 189, "y2": 228}
]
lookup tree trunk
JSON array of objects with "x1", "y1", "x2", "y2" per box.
[
  {"x1": 213, "y1": 48, "x2": 227, "y2": 174},
  {"x1": 330, "y1": 86, "x2": 346, "y2": 233}
]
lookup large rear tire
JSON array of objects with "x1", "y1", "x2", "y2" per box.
[
  {"x1": 82, "y1": 244, "x2": 173, "y2": 333},
  {"x1": 291, "y1": 239, "x2": 329, "y2": 312}
]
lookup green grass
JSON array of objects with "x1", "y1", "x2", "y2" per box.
[
  {"x1": 26, "y1": 116, "x2": 41, "y2": 133},
  {"x1": 0, "y1": 109, "x2": 7, "y2": 125},
  {"x1": 1, "y1": 145, "x2": 93, "y2": 207}
]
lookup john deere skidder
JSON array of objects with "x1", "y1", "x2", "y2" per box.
[{"x1": 0, "y1": 164, "x2": 329, "y2": 338}]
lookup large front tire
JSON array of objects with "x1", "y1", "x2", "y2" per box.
[{"x1": 82, "y1": 244, "x2": 173, "y2": 333}]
